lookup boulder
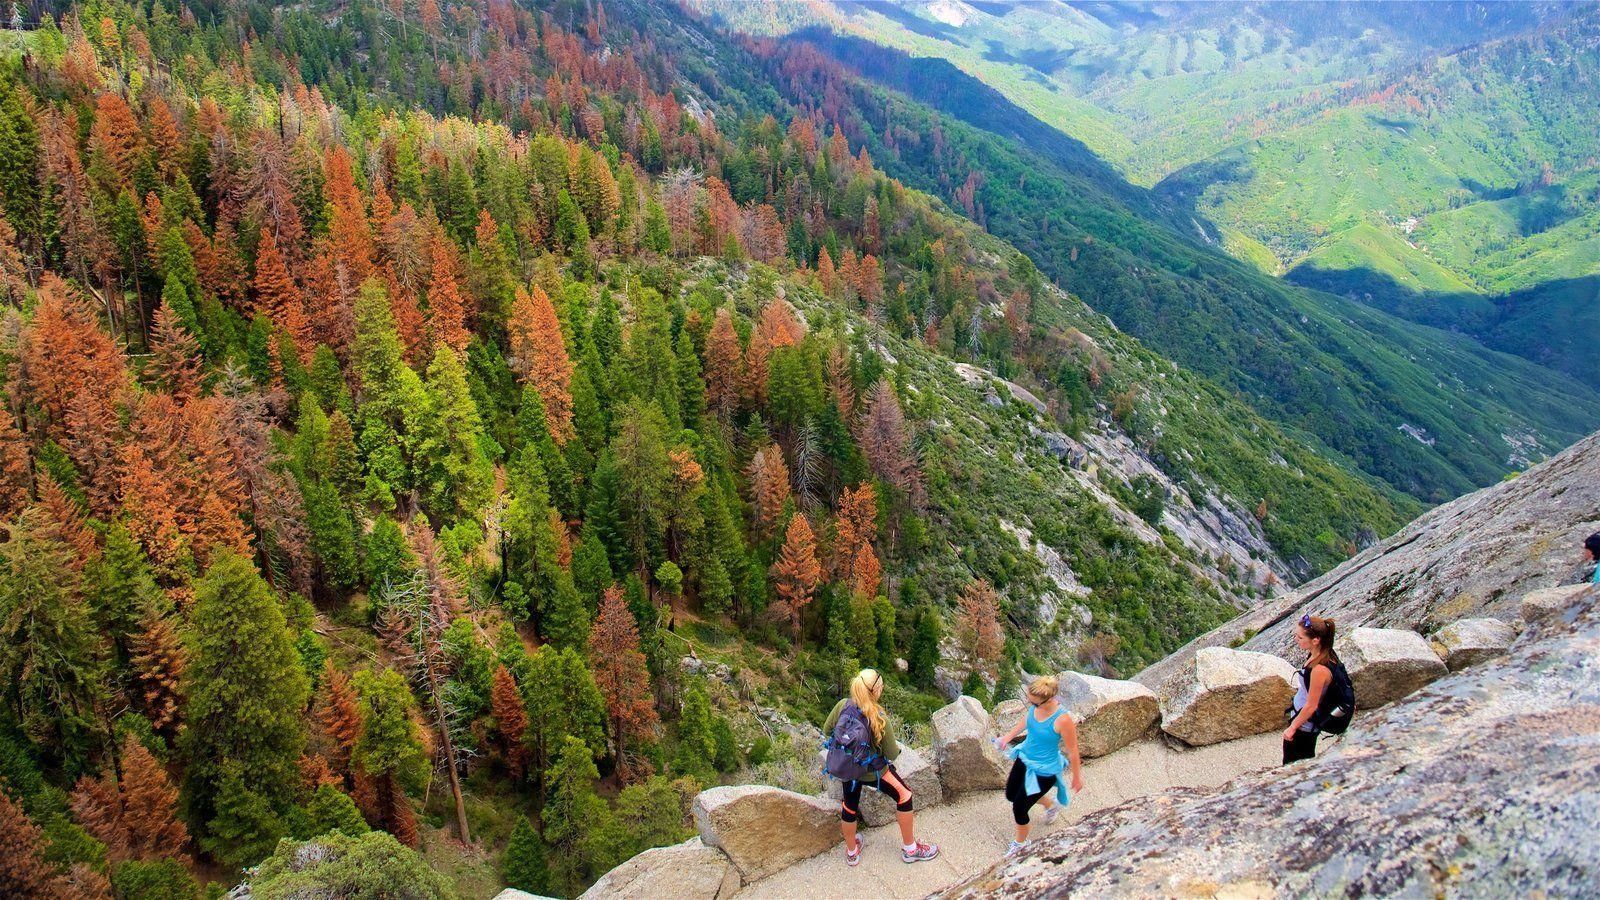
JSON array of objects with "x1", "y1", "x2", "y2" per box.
[
  {"x1": 1520, "y1": 584, "x2": 1593, "y2": 624},
  {"x1": 1159, "y1": 647, "x2": 1295, "y2": 746},
  {"x1": 580, "y1": 838, "x2": 739, "y2": 899},
  {"x1": 691, "y1": 785, "x2": 838, "y2": 881},
  {"x1": 1433, "y1": 618, "x2": 1518, "y2": 671},
  {"x1": 1058, "y1": 672, "x2": 1160, "y2": 757},
  {"x1": 1337, "y1": 626, "x2": 1448, "y2": 709},
  {"x1": 932, "y1": 695, "x2": 1008, "y2": 793},
  {"x1": 989, "y1": 698, "x2": 1026, "y2": 742},
  {"x1": 824, "y1": 747, "x2": 942, "y2": 827}
]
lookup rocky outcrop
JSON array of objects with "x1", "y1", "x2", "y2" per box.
[
  {"x1": 1159, "y1": 648, "x2": 1294, "y2": 746},
  {"x1": 937, "y1": 590, "x2": 1600, "y2": 898},
  {"x1": 691, "y1": 786, "x2": 838, "y2": 881},
  {"x1": 579, "y1": 838, "x2": 739, "y2": 899},
  {"x1": 932, "y1": 695, "x2": 1008, "y2": 793},
  {"x1": 824, "y1": 747, "x2": 942, "y2": 827},
  {"x1": 1056, "y1": 672, "x2": 1159, "y2": 757},
  {"x1": 1432, "y1": 617, "x2": 1517, "y2": 671},
  {"x1": 1337, "y1": 626, "x2": 1448, "y2": 709},
  {"x1": 1138, "y1": 431, "x2": 1600, "y2": 691},
  {"x1": 1520, "y1": 583, "x2": 1593, "y2": 624}
]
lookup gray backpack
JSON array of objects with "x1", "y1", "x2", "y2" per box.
[{"x1": 824, "y1": 702, "x2": 883, "y2": 781}]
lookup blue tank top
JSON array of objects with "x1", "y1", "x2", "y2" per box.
[{"x1": 1017, "y1": 704, "x2": 1066, "y2": 777}]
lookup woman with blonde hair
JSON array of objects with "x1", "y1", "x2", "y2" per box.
[
  {"x1": 992, "y1": 674, "x2": 1082, "y2": 855},
  {"x1": 823, "y1": 668, "x2": 940, "y2": 867}
]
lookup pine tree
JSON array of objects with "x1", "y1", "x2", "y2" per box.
[
  {"x1": 860, "y1": 380, "x2": 922, "y2": 508},
  {"x1": 610, "y1": 399, "x2": 672, "y2": 574},
  {"x1": 908, "y1": 608, "x2": 941, "y2": 690},
  {"x1": 501, "y1": 816, "x2": 548, "y2": 895},
  {"x1": 352, "y1": 669, "x2": 427, "y2": 846},
  {"x1": 181, "y1": 552, "x2": 310, "y2": 854},
  {"x1": 747, "y1": 444, "x2": 791, "y2": 541},
  {"x1": 146, "y1": 300, "x2": 203, "y2": 401},
  {"x1": 130, "y1": 607, "x2": 187, "y2": 736},
  {"x1": 0, "y1": 783, "x2": 75, "y2": 898},
  {"x1": 831, "y1": 483, "x2": 878, "y2": 580},
  {"x1": 543, "y1": 735, "x2": 609, "y2": 895},
  {"x1": 770, "y1": 513, "x2": 821, "y2": 639},
  {"x1": 425, "y1": 228, "x2": 469, "y2": 354},
  {"x1": 521, "y1": 647, "x2": 606, "y2": 792},
  {"x1": 672, "y1": 683, "x2": 716, "y2": 782},
  {"x1": 490, "y1": 665, "x2": 530, "y2": 778},
  {"x1": 114, "y1": 734, "x2": 192, "y2": 864},
  {"x1": 571, "y1": 526, "x2": 614, "y2": 609},
  {"x1": 509, "y1": 285, "x2": 575, "y2": 443},
  {"x1": 0, "y1": 508, "x2": 107, "y2": 772},
  {"x1": 253, "y1": 230, "x2": 310, "y2": 364},
  {"x1": 318, "y1": 662, "x2": 363, "y2": 782},
  {"x1": 590, "y1": 586, "x2": 659, "y2": 782},
  {"x1": 703, "y1": 308, "x2": 743, "y2": 422},
  {"x1": 959, "y1": 579, "x2": 1004, "y2": 678},
  {"x1": 420, "y1": 345, "x2": 493, "y2": 522}
]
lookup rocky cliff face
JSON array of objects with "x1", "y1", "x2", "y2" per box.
[
  {"x1": 938, "y1": 585, "x2": 1600, "y2": 898},
  {"x1": 1136, "y1": 430, "x2": 1600, "y2": 692}
]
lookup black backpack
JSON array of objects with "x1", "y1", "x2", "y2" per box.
[
  {"x1": 1308, "y1": 662, "x2": 1356, "y2": 735},
  {"x1": 824, "y1": 701, "x2": 883, "y2": 781}
]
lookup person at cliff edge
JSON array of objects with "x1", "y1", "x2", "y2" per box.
[{"x1": 1583, "y1": 532, "x2": 1600, "y2": 584}]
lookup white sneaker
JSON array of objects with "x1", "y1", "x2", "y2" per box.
[
  {"x1": 1007, "y1": 839, "x2": 1026, "y2": 857},
  {"x1": 1043, "y1": 803, "x2": 1059, "y2": 826}
]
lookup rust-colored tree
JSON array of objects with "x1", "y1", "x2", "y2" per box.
[
  {"x1": 958, "y1": 579, "x2": 1003, "y2": 678},
  {"x1": 507, "y1": 285, "x2": 573, "y2": 443},
  {"x1": 747, "y1": 443, "x2": 790, "y2": 541},
  {"x1": 115, "y1": 735, "x2": 191, "y2": 863},
  {"x1": 425, "y1": 227, "x2": 469, "y2": 354},
  {"x1": 490, "y1": 665, "x2": 530, "y2": 779},
  {"x1": 589, "y1": 585, "x2": 659, "y2": 783},
  {"x1": 318, "y1": 661, "x2": 363, "y2": 782},
  {"x1": 0, "y1": 408, "x2": 32, "y2": 523},
  {"x1": 829, "y1": 482, "x2": 877, "y2": 581},
  {"x1": 860, "y1": 380, "x2": 923, "y2": 509},
  {"x1": 743, "y1": 299, "x2": 804, "y2": 403},
  {"x1": 130, "y1": 609, "x2": 186, "y2": 736},
  {"x1": 252, "y1": 230, "x2": 310, "y2": 363},
  {"x1": 1, "y1": 785, "x2": 75, "y2": 898},
  {"x1": 703, "y1": 307, "x2": 744, "y2": 422},
  {"x1": 22, "y1": 275, "x2": 130, "y2": 515},
  {"x1": 770, "y1": 513, "x2": 821, "y2": 638},
  {"x1": 146, "y1": 301, "x2": 203, "y2": 402},
  {"x1": 849, "y1": 542, "x2": 881, "y2": 601},
  {"x1": 325, "y1": 145, "x2": 377, "y2": 286}
]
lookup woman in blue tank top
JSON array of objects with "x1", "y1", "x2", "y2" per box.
[{"x1": 992, "y1": 675, "x2": 1084, "y2": 856}]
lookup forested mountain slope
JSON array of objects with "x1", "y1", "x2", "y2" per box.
[
  {"x1": 0, "y1": 0, "x2": 1416, "y2": 897},
  {"x1": 725, "y1": 25, "x2": 1600, "y2": 504},
  {"x1": 701, "y1": 0, "x2": 1600, "y2": 395}
]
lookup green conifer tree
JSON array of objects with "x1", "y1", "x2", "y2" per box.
[
  {"x1": 420, "y1": 345, "x2": 494, "y2": 523},
  {"x1": 501, "y1": 816, "x2": 548, "y2": 895},
  {"x1": 543, "y1": 735, "x2": 611, "y2": 895},
  {"x1": 908, "y1": 608, "x2": 941, "y2": 690},
  {"x1": 0, "y1": 509, "x2": 107, "y2": 774},
  {"x1": 181, "y1": 552, "x2": 310, "y2": 854}
]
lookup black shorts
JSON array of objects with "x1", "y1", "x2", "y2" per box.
[{"x1": 839, "y1": 764, "x2": 912, "y2": 820}]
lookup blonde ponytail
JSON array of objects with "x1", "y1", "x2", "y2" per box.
[{"x1": 849, "y1": 669, "x2": 887, "y2": 742}]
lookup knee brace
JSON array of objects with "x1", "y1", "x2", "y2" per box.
[{"x1": 840, "y1": 803, "x2": 859, "y2": 823}]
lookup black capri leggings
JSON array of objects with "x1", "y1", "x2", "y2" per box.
[
  {"x1": 1005, "y1": 759, "x2": 1058, "y2": 825},
  {"x1": 1282, "y1": 728, "x2": 1318, "y2": 765},
  {"x1": 839, "y1": 764, "x2": 912, "y2": 822}
]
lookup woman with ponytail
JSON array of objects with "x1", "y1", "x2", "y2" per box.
[
  {"x1": 1283, "y1": 614, "x2": 1339, "y2": 764},
  {"x1": 823, "y1": 669, "x2": 940, "y2": 867}
]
